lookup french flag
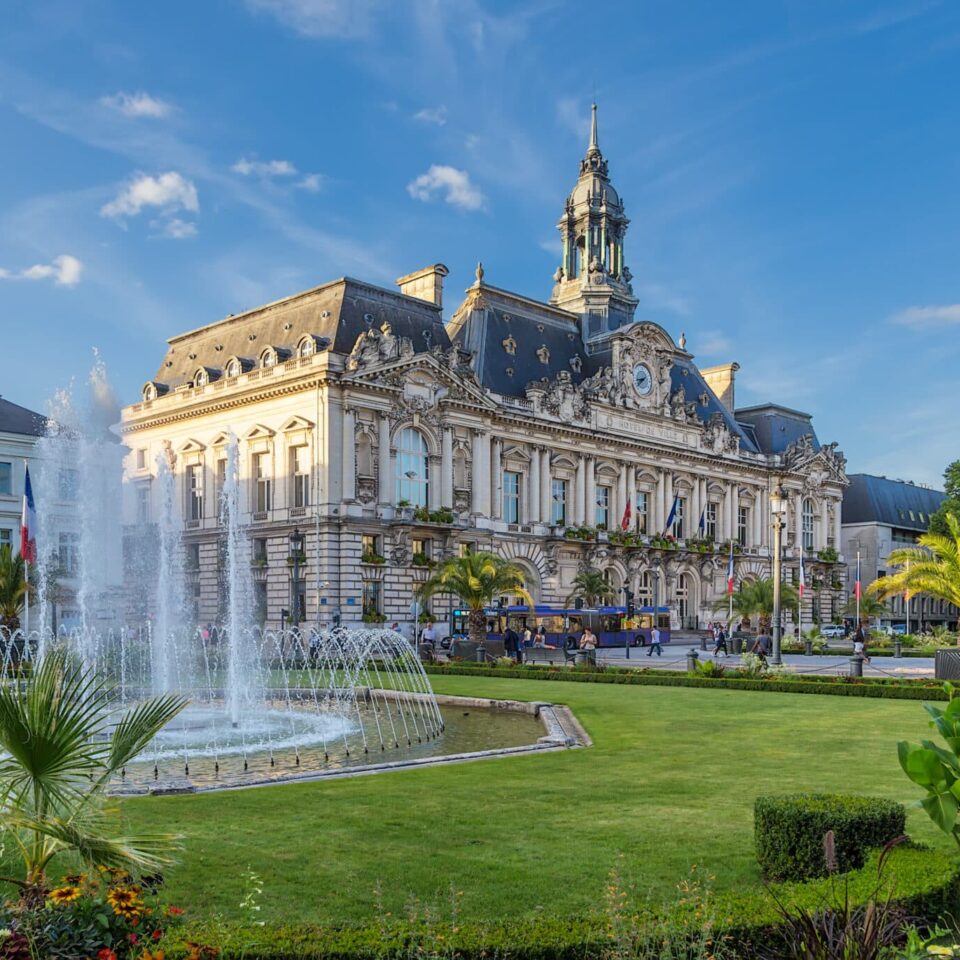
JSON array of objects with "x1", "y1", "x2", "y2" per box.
[
  {"x1": 727, "y1": 540, "x2": 735, "y2": 595},
  {"x1": 854, "y1": 553, "x2": 862, "y2": 601},
  {"x1": 20, "y1": 465, "x2": 37, "y2": 564},
  {"x1": 621, "y1": 495, "x2": 632, "y2": 531},
  {"x1": 663, "y1": 494, "x2": 679, "y2": 536},
  {"x1": 798, "y1": 551, "x2": 806, "y2": 600}
]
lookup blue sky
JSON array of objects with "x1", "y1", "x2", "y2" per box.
[{"x1": 1, "y1": 0, "x2": 958, "y2": 485}]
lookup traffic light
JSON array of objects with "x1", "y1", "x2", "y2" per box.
[
  {"x1": 624, "y1": 589, "x2": 636, "y2": 618},
  {"x1": 574, "y1": 598, "x2": 584, "y2": 610}
]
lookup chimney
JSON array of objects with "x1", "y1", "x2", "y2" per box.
[
  {"x1": 396, "y1": 264, "x2": 449, "y2": 310},
  {"x1": 700, "y1": 362, "x2": 739, "y2": 413}
]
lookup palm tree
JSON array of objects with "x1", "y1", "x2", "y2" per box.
[
  {"x1": 417, "y1": 552, "x2": 533, "y2": 645},
  {"x1": 0, "y1": 649, "x2": 188, "y2": 899},
  {"x1": 565, "y1": 569, "x2": 615, "y2": 608},
  {"x1": 842, "y1": 593, "x2": 889, "y2": 622},
  {"x1": 869, "y1": 511, "x2": 960, "y2": 611},
  {"x1": 714, "y1": 577, "x2": 799, "y2": 632},
  {"x1": 0, "y1": 543, "x2": 28, "y2": 634}
]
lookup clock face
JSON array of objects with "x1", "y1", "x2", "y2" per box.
[{"x1": 632, "y1": 363, "x2": 653, "y2": 396}]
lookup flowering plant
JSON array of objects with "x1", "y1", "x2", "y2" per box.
[{"x1": 0, "y1": 868, "x2": 200, "y2": 960}]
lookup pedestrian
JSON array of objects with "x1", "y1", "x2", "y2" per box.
[
  {"x1": 751, "y1": 631, "x2": 771, "y2": 663},
  {"x1": 504, "y1": 624, "x2": 522, "y2": 663},
  {"x1": 647, "y1": 624, "x2": 663, "y2": 656},
  {"x1": 421, "y1": 620, "x2": 436, "y2": 645},
  {"x1": 522, "y1": 625, "x2": 533, "y2": 649},
  {"x1": 390, "y1": 621, "x2": 400, "y2": 633},
  {"x1": 854, "y1": 620, "x2": 871, "y2": 664},
  {"x1": 579, "y1": 626, "x2": 597, "y2": 651},
  {"x1": 713, "y1": 625, "x2": 727, "y2": 657}
]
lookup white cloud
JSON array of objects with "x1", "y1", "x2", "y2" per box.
[
  {"x1": 556, "y1": 97, "x2": 590, "y2": 140},
  {"x1": 406, "y1": 165, "x2": 485, "y2": 211},
  {"x1": 891, "y1": 303, "x2": 960, "y2": 328},
  {"x1": 413, "y1": 105, "x2": 448, "y2": 126},
  {"x1": 0, "y1": 254, "x2": 83, "y2": 287},
  {"x1": 100, "y1": 91, "x2": 172, "y2": 118},
  {"x1": 245, "y1": 0, "x2": 381, "y2": 39},
  {"x1": 232, "y1": 157, "x2": 298, "y2": 177},
  {"x1": 538, "y1": 238, "x2": 562, "y2": 257},
  {"x1": 695, "y1": 330, "x2": 733, "y2": 356},
  {"x1": 100, "y1": 171, "x2": 199, "y2": 220},
  {"x1": 297, "y1": 173, "x2": 325, "y2": 192},
  {"x1": 159, "y1": 218, "x2": 198, "y2": 239}
]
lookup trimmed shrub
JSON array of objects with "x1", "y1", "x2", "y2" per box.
[
  {"x1": 754, "y1": 793, "x2": 906, "y2": 882},
  {"x1": 177, "y1": 846, "x2": 958, "y2": 959}
]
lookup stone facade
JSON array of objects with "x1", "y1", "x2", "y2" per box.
[{"x1": 120, "y1": 109, "x2": 849, "y2": 635}]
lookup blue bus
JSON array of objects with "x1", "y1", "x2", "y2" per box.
[{"x1": 448, "y1": 604, "x2": 672, "y2": 648}]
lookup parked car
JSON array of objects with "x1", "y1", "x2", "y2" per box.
[{"x1": 820, "y1": 624, "x2": 845, "y2": 639}]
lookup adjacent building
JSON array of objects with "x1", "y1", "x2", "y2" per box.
[
  {"x1": 0, "y1": 396, "x2": 45, "y2": 556},
  {"x1": 842, "y1": 473, "x2": 956, "y2": 630},
  {"x1": 120, "y1": 107, "x2": 849, "y2": 634}
]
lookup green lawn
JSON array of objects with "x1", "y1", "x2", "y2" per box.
[{"x1": 119, "y1": 676, "x2": 946, "y2": 926}]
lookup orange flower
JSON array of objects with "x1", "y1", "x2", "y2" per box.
[{"x1": 98, "y1": 950, "x2": 118, "y2": 960}]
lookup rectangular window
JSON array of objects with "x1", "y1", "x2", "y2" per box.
[
  {"x1": 136, "y1": 485, "x2": 151, "y2": 524},
  {"x1": 737, "y1": 505, "x2": 749, "y2": 547},
  {"x1": 291, "y1": 446, "x2": 310, "y2": 508},
  {"x1": 185, "y1": 542, "x2": 200, "y2": 570},
  {"x1": 412, "y1": 537, "x2": 431, "y2": 561},
  {"x1": 215, "y1": 458, "x2": 227, "y2": 513},
  {"x1": 459, "y1": 542, "x2": 474, "y2": 558},
  {"x1": 551, "y1": 479, "x2": 567, "y2": 526},
  {"x1": 0, "y1": 529, "x2": 11, "y2": 548},
  {"x1": 136, "y1": 448, "x2": 147, "y2": 470},
  {"x1": 58, "y1": 532, "x2": 80, "y2": 575},
  {"x1": 0, "y1": 462, "x2": 11, "y2": 496},
  {"x1": 595, "y1": 486, "x2": 610, "y2": 529},
  {"x1": 705, "y1": 502, "x2": 718, "y2": 541},
  {"x1": 503, "y1": 471, "x2": 520, "y2": 524},
  {"x1": 254, "y1": 453, "x2": 272, "y2": 512},
  {"x1": 672, "y1": 497, "x2": 685, "y2": 539},
  {"x1": 362, "y1": 580, "x2": 382, "y2": 617},
  {"x1": 635, "y1": 491, "x2": 648, "y2": 534},
  {"x1": 361, "y1": 534, "x2": 380, "y2": 562},
  {"x1": 187, "y1": 464, "x2": 203, "y2": 521},
  {"x1": 253, "y1": 538, "x2": 268, "y2": 564},
  {"x1": 59, "y1": 468, "x2": 80, "y2": 501}
]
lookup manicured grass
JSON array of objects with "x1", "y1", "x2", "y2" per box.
[{"x1": 118, "y1": 675, "x2": 946, "y2": 926}]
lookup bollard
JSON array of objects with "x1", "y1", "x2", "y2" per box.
[
  {"x1": 804, "y1": 639, "x2": 813, "y2": 656},
  {"x1": 894, "y1": 639, "x2": 902, "y2": 658},
  {"x1": 475, "y1": 645, "x2": 486, "y2": 663},
  {"x1": 686, "y1": 649, "x2": 699, "y2": 674},
  {"x1": 850, "y1": 653, "x2": 864, "y2": 678}
]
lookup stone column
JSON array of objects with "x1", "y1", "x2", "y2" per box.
[
  {"x1": 689, "y1": 476, "x2": 700, "y2": 539},
  {"x1": 540, "y1": 449, "x2": 552, "y2": 524},
  {"x1": 833, "y1": 498, "x2": 842, "y2": 552},
  {"x1": 794, "y1": 493, "x2": 804, "y2": 552},
  {"x1": 753, "y1": 489, "x2": 763, "y2": 548},
  {"x1": 471, "y1": 431, "x2": 484, "y2": 515},
  {"x1": 617, "y1": 464, "x2": 628, "y2": 531},
  {"x1": 585, "y1": 457, "x2": 596, "y2": 528},
  {"x1": 575, "y1": 457, "x2": 586, "y2": 525},
  {"x1": 819, "y1": 502, "x2": 830, "y2": 553},
  {"x1": 341, "y1": 406, "x2": 356, "y2": 502},
  {"x1": 664, "y1": 473, "x2": 674, "y2": 534},
  {"x1": 721, "y1": 485, "x2": 732, "y2": 541},
  {"x1": 441, "y1": 427, "x2": 453, "y2": 509},
  {"x1": 731, "y1": 485, "x2": 740, "y2": 543},
  {"x1": 626, "y1": 465, "x2": 636, "y2": 530},
  {"x1": 491, "y1": 438, "x2": 502, "y2": 520},
  {"x1": 429, "y1": 456, "x2": 441, "y2": 510},
  {"x1": 378, "y1": 414, "x2": 392, "y2": 506},
  {"x1": 528, "y1": 447, "x2": 540, "y2": 524},
  {"x1": 655, "y1": 472, "x2": 665, "y2": 535}
]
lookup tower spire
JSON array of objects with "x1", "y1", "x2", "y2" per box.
[{"x1": 587, "y1": 103, "x2": 599, "y2": 157}]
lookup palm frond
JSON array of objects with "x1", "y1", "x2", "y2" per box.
[{"x1": 105, "y1": 693, "x2": 189, "y2": 777}]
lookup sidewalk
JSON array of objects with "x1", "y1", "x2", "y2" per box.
[{"x1": 597, "y1": 642, "x2": 935, "y2": 678}]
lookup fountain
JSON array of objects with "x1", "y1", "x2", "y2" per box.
[{"x1": 4, "y1": 357, "x2": 447, "y2": 792}]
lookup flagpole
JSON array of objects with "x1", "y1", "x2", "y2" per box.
[
  {"x1": 856, "y1": 550, "x2": 861, "y2": 628},
  {"x1": 21, "y1": 459, "x2": 29, "y2": 638}
]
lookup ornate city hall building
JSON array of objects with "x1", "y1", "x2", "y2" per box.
[{"x1": 120, "y1": 108, "x2": 849, "y2": 633}]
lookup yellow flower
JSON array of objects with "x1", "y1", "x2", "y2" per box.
[
  {"x1": 48, "y1": 885, "x2": 81, "y2": 904},
  {"x1": 107, "y1": 886, "x2": 142, "y2": 918},
  {"x1": 927, "y1": 948, "x2": 957, "y2": 958}
]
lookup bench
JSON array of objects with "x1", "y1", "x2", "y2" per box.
[{"x1": 522, "y1": 647, "x2": 595, "y2": 667}]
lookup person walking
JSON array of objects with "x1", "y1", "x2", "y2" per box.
[
  {"x1": 853, "y1": 620, "x2": 871, "y2": 664},
  {"x1": 713, "y1": 625, "x2": 727, "y2": 657},
  {"x1": 647, "y1": 624, "x2": 663, "y2": 656},
  {"x1": 751, "y1": 631, "x2": 771, "y2": 664},
  {"x1": 522, "y1": 625, "x2": 533, "y2": 651}
]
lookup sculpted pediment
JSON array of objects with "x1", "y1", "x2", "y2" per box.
[{"x1": 177, "y1": 438, "x2": 206, "y2": 454}]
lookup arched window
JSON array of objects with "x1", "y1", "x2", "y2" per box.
[
  {"x1": 143, "y1": 383, "x2": 156, "y2": 401},
  {"x1": 802, "y1": 498, "x2": 816, "y2": 552},
  {"x1": 298, "y1": 337, "x2": 314, "y2": 358},
  {"x1": 225, "y1": 358, "x2": 241, "y2": 377},
  {"x1": 260, "y1": 348, "x2": 277, "y2": 369},
  {"x1": 395, "y1": 428, "x2": 429, "y2": 507},
  {"x1": 194, "y1": 368, "x2": 207, "y2": 388}
]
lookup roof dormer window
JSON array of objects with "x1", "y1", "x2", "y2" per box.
[
  {"x1": 194, "y1": 369, "x2": 208, "y2": 388},
  {"x1": 226, "y1": 358, "x2": 240, "y2": 377},
  {"x1": 260, "y1": 347, "x2": 277, "y2": 368},
  {"x1": 298, "y1": 337, "x2": 315, "y2": 357},
  {"x1": 143, "y1": 383, "x2": 156, "y2": 401}
]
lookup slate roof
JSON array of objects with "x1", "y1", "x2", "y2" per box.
[
  {"x1": 153, "y1": 277, "x2": 450, "y2": 387},
  {"x1": 843, "y1": 473, "x2": 946, "y2": 531},
  {"x1": 0, "y1": 397, "x2": 46, "y2": 437},
  {"x1": 734, "y1": 404, "x2": 819, "y2": 456},
  {"x1": 671, "y1": 359, "x2": 760, "y2": 454}
]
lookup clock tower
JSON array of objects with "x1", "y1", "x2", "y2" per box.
[{"x1": 549, "y1": 104, "x2": 639, "y2": 342}]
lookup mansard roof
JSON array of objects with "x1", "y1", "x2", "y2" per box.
[
  {"x1": 843, "y1": 473, "x2": 945, "y2": 531},
  {"x1": 0, "y1": 396, "x2": 46, "y2": 438},
  {"x1": 670, "y1": 360, "x2": 760, "y2": 454},
  {"x1": 448, "y1": 282, "x2": 601, "y2": 396},
  {"x1": 735, "y1": 403, "x2": 819, "y2": 456},
  {"x1": 153, "y1": 277, "x2": 450, "y2": 387}
]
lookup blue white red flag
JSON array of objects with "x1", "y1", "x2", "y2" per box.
[
  {"x1": 727, "y1": 540, "x2": 735, "y2": 595},
  {"x1": 855, "y1": 553, "x2": 862, "y2": 601},
  {"x1": 697, "y1": 508, "x2": 705, "y2": 535},
  {"x1": 663, "y1": 495, "x2": 679, "y2": 536},
  {"x1": 20, "y1": 465, "x2": 37, "y2": 563},
  {"x1": 621, "y1": 495, "x2": 632, "y2": 531},
  {"x1": 798, "y1": 551, "x2": 806, "y2": 600}
]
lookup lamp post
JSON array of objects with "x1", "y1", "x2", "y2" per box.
[
  {"x1": 770, "y1": 483, "x2": 788, "y2": 666},
  {"x1": 289, "y1": 527, "x2": 304, "y2": 628}
]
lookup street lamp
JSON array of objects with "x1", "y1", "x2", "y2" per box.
[
  {"x1": 289, "y1": 527, "x2": 304, "y2": 627},
  {"x1": 770, "y1": 482, "x2": 788, "y2": 665}
]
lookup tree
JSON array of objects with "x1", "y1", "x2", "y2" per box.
[
  {"x1": 713, "y1": 577, "x2": 799, "y2": 632},
  {"x1": 416, "y1": 552, "x2": 533, "y2": 645},
  {"x1": 870, "y1": 511, "x2": 960, "y2": 611},
  {"x1": 929, "y1": 461, "x2": 960, "y2": 537},
  {"x1": 564, "y1": 569, "x2": 615, "y2": 608},
  {"x1": 842, "y1": 593, "x2": 889, "y2": 622},
  {"x1": 0, "y1": 543, "x2": 28, "y2": 634},
  {"x1": 0, "y1": 649, "x2": 188, "y2": 899}
]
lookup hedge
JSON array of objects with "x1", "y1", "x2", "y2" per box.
[
  {"x1": 754, "y1": 794, "x2": 906, "y2": 882},
  {"x1": 423, "y1": 663, "x2": 950, "y2": 702},
  {"x1": 175, "y1": 846, "x2": 959, "y2": 959}
]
